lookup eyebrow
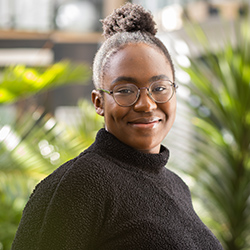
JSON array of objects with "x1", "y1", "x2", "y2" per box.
[
  {"x1": 111, "y1": 74, "x2": 170, "y2": 85},
  {"x1": 111, "y1": 76, "x2": 137, "y2": 85},
  {"x1": 149, "y1": 75, "x2": 170, "y2": 82}
]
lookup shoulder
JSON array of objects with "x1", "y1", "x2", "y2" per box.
[
  {"x1": 13, "y1": 151, "x2": 112, "y2": 249},
  {"x1": 33, "y1": 150, "x2": 111, "y2": 199},
  {"x1": 22, "y1": 150, "x2": 113, "y2": 228}
]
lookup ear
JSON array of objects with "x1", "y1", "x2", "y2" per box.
[{"x1": 91, "y1": 90, "x2": 104, "y2": 116}]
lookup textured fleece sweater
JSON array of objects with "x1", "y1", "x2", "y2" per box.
[{"x1": 12, "y1": 128, "x2": 223, "y2": 250}]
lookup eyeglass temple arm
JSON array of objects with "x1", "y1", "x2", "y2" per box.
[
  {"x1": 173, "y1": 83, "x2": 178, "y2": 90},
  {"x1": 97, "y1": 88, "x2": 112, "y2": 94}
]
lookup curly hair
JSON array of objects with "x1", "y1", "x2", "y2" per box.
[
  {"x1": 102, "y1": 3, "x2": 157, "y2": 39},
  {"x1": 93, "y1": 3, "x2": 175, "y2": 89}
]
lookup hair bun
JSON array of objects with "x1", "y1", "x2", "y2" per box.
[{"x1": 102, "y1": 3, "x2": 157, "y2": 39}]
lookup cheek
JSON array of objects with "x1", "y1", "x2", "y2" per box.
[
  {"x1": 103, "y1": 96, "x2": 129, "y2": 123},
  {"x1": 170, "y1": 99, "x2": 177, "y2": 118},
  {"x1": 161, "y1": 98, "x2": 177, "y2": 119}
]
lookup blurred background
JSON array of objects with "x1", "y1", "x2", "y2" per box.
[{"x1": 0, "y1": 0, "x2": 250, "y2": 249}]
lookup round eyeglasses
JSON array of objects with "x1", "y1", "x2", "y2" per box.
[{"x1": 97, "y1": 80, "x2": 178, "y2": 107}]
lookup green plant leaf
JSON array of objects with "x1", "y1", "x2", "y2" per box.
[
  {"x1": 174, "y1": 18, "x2": 250, "y2": 250},
  {"x1": 0, "y1": 61, "x2": 91, "y2": 104}
]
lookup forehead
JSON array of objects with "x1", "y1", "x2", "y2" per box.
[{"x1": 103, "y1": 43, "x2": 173, "y2": 87}]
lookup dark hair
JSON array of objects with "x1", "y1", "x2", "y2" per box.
[{"x1": 93, "y1": 2, "x2": 175, "y2": 88}]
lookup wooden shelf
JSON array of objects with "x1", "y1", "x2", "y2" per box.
[
  {"x1": 0, "y1": 30, "x2": 103, "y2": 44},
  {"x1": 0, "y1": 30, "x2": 50, "y2": 40},
  {"x1": 50, "y1": 31, "x2": 103, "y2": 44}
]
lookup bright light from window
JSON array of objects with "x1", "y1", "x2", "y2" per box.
[
  {"x1": 176, "y1": 55, "x2": 191, "y2": 68},
  {"x1": 0, "y1": 125, "x2": 20, "y2": 150},
  {"x1": 50, "y1": 152, "x2": 60, "y2": 164},
  {"x1": 0, "y1": 125, "x2": 11, "y2": 142},
  {"x1": 161, "y1": 4, "x2": 183, "y2": 31},
  {"x1": 45, "y1": 118, "x2": 56, "y2": 131},
  {"x1": 174, "y1": 40, "x2": 190, "y2": 55},
  {"x1": 176, "y1": 70, "x2": 191, "y2": 84}
]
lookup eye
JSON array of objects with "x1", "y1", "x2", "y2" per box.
[
  {"x1": 114, "y1": 84, "x2": 136, "y2": 95},
  {"x1": 152, "y1": 86, "x2": 166, "y2": 92},
  {"x1": 117, "y1": 88, "x2": 134, "y2": 94},
  {"x1": 151, "y1": 81, "x2": 171, "y2": 94}
]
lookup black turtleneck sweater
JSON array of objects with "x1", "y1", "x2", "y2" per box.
[{"x1": 12, "y1": 128, "x2": 223, "y2": 250}]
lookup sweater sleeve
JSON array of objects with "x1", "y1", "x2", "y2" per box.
[{"x1": 12, "y1": 157, "x2": 108, "y2": 250}]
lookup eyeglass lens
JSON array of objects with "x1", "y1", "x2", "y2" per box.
[{"x1": 113, "y1": 80, "x2": 174, "y2": 107}]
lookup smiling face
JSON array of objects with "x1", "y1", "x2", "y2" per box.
[{"x1": 92, "y1": 43, "x2": 176, "y2": 154}]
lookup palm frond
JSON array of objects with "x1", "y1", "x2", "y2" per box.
[
  {"x1": 172, "y1": 17, "x2": 250, "y2": 250},
  {"x1": 0, "y1": 100, "x2": 103, "y2": 249},
  {"x1": 0, "y1": 60, "x2": 91, "y2": 104}
]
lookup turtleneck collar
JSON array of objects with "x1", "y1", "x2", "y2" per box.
[{"x1": 86, "y1": 128, "x2": 169, "y2": 173}]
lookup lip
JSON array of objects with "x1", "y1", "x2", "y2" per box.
[{"x1": 128, "y1": 117, "x2": 162, "y2": 129}]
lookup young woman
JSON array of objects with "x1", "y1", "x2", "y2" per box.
[{"x1": 12, "y1": 3, "x2": 223, "y2": 250}]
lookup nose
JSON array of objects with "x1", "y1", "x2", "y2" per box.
[{"x1": 133, "y1": 89, "x2": 157, "y2": 112}]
